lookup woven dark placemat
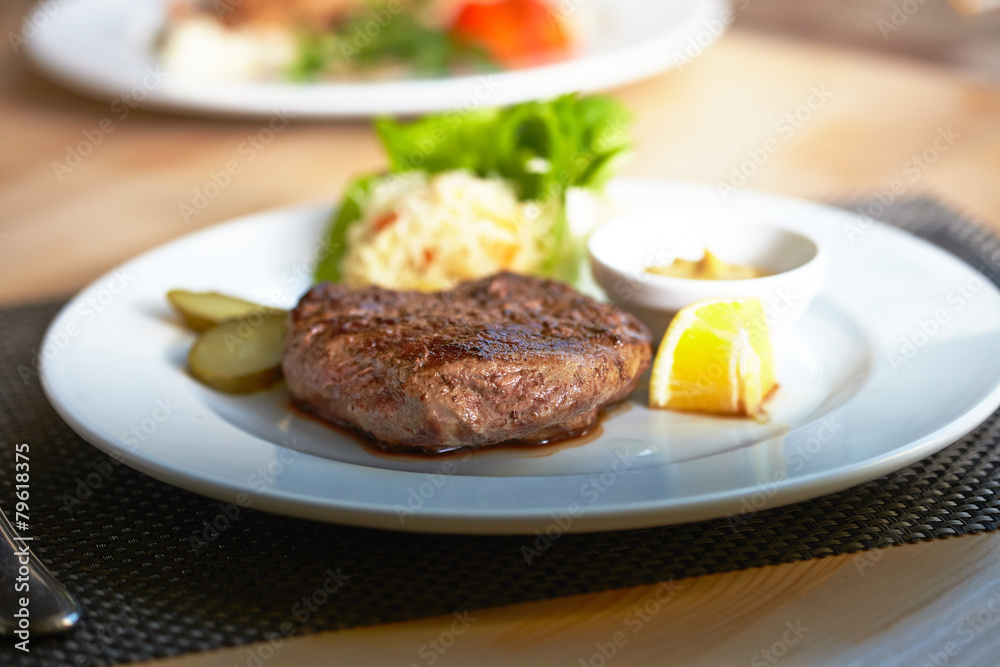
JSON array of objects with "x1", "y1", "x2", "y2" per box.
[{"x1": 2, "y1": 198, "x2": 1000, "y2": 666}]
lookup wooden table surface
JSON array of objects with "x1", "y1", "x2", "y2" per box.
[{"x1": 3, "y1": 2, "x2": 1000, "y2": 664}]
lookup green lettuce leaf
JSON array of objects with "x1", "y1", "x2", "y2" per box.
[
  {"x1": 374, "y1": 93, "x2": 631, "y2": 199},
  {"x1": 313, "y1": 175, "x2": 376, "y2": 284}
]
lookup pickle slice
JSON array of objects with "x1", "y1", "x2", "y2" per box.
[
  {"x1": 188, "y1": 313, "x2": 287, "y2": 393},
  {"x1": 167, "y1": 290, "x2": 285, "y2": 332}
]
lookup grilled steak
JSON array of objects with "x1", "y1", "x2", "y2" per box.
[{"x1": 283, "y1": 272, "x2": 652, "y2": 450}]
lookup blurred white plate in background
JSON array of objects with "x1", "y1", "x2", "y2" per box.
[{"x1": 24, "y1": 0, "x2": 731, "y2": 118}]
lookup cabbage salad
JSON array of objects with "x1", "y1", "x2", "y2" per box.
[{"x1": 314, "y1": 94, "x2": 632, "y2": 290}]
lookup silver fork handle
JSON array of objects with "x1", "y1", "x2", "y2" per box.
[{"x1": 0, "y1": 506, "x2": 81, "y2": 636}]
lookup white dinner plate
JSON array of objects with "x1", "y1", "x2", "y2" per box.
[
  {"x1": 40, "y1": 180, "x2": 1000, "y2": 533},
  {"x1": 24, "y1": 0, "x2": 730, "y2": 118}
]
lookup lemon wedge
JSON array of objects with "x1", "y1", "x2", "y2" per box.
[{"x1": 649, "y1": 298, "x2": 777, "y2": 416}]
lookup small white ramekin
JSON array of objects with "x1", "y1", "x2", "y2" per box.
[{"x1": 588, "y1": 208, "x2": 828, "y2": 342}]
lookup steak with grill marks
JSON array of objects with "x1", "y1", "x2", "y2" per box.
[{"x1": 283, "y1": 272, "x2": 652, "y2": 451}]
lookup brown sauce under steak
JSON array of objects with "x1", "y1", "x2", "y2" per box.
[{"x1": 290, "y1": 399, "x2": 633, "y2": 460}]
